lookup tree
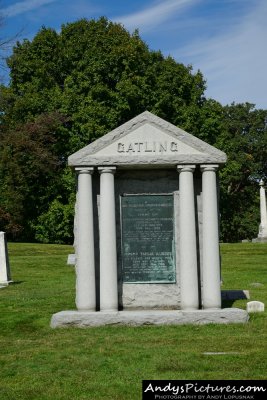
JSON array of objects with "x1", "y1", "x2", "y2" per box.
[
  {"x1": 1, "y1": 17, "x2": 266, "y2": 243},
  {"x1": 0, "y1": 17, "x2": 208, "y2": 242},
  {"x1": 2, "y1": 18, "x2": 206, "y2": 147},
  {"x1": 216, "y1": 103, "x2": 267, "y2": 241},
  {"x1": 0, "y1": 112, "x2": 68, "y2": 239}
]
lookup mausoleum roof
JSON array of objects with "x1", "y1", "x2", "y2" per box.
[{"x1": 68, "y1": 111, "x2": 227, "y2": 168}]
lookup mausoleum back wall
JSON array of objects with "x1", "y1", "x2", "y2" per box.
[{"x1": 91, "y1": 168, "x2": 203, "y2": 310}]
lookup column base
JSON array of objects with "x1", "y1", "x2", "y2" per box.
[
  {"x1": 0, "y1": 280, "x2": 13, "y2": 287},
  {"x1": 51, "y1": 308, "x2": 248, "y2": 328}
]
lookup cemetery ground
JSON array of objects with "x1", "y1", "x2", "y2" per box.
[{"x1": 0, "y1": 243, "x2": 266, "y2": 400}]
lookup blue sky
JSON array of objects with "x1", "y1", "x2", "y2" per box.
[{"x1": 1, "y1": 0, "x2": 266, "y2": 109}]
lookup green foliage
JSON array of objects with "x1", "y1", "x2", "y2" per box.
[
  {"x1": 0, "y1": 17, "x2": 266, "y2": 242},
  {"x1": 0, "y1": 111, "x2": 68, "y2": 239},
  {"x1": 33, "y1": 195, "x2": 75, "y2": 244},
  {"x1": 0, "y1": 17, "x2": 207, "y2": 242},
  {"x1": 2, "y1": 18, "x2": 207, "y2": 146},
  {"x1": 216, "y1": 103, "x2": 267, "y2": 241},
  {"x1": 33, "y1": 167, "x2": 76, "y2": 244}
]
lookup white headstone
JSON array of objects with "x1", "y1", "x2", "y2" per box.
[
  {"x1": 0, "y1": 232, "x2": 11, "y2": 285},
  {"x1": 67, "y1": 254, "x2": 76, "y2": 265},
  {"x1": 246, "y1": 301, "x2": 264, "y2": 313}
]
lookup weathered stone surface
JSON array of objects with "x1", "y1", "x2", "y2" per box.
[
  {"x1": 246, "y1": 301, "x2": 264, "y2": 313},
  {"x1": 51, "y1": 308, "x2": 249, "y2": 328},
  {"x1": 123, "y1": 284, "x2": 180, "y2": 310},
  {"x1": 68, "y1": 111, "x2": 227, "y2": 167},
  {"x1": 252, "y1": 237, "x2": 267, "y2": 243}
]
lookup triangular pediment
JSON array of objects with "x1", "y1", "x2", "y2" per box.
[{"x1": 68, "y1": 111, "x2": 227, "y2": 167}]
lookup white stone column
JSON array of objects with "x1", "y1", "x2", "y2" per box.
[
  {"x1": 177, "y1": 165, "x2": 199, "y2": 310},
  {"x1": 98, "y1": 167, "x2": 118, "y2": 311},
  {"x1": 75, "y1": 167, "x2": 96, "y2": 311},
  {"x1": 258, "y1": 179, "x2": 267, "y2": 239},
  {"x1": 201, "y1": 165, "x2": 221, "y2": 309}
]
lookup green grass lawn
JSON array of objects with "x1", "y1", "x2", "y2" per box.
[{"x1": 0, "y1": 243, "x2": 266, "y2": 399}]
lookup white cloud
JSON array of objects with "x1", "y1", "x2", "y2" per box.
[
  {"x1": 113, "y1": 0, "x2": 199, "y2": 33},
  {"x1": 172, "y1": 0, "x2": 267, "y2": 108},
  {"x1": 1, "y1": 0, "x2": 59, "y2": 17}
]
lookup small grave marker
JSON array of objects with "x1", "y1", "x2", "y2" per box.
[
  {"x1": 67, "y1": 254, "x2": 76, "y2": 265},
  {"x1": 246, "y1": 301, "x2": 264, "y2": 313}
]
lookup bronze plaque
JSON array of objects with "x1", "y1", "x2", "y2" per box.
[{"x1": 121, "y1": 194, "x2": 175, "y2": 283}]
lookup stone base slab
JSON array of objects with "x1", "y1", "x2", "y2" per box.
[
  {"x1": 51, "y1": 308, "x2": 249, "y2": 328},
  {"x1": 252, "y1": 237, "x2": 267, "y2": 243}
]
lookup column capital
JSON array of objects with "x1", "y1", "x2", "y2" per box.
[
  {"x1": 200, "y1": 164, "x2": 219, "y2": 172},
  {"x1": 98, "y1": 167, "x2": 116, "y2": 174},
  {"x1": 177, "y1": 164, "x2": 196, "y2": 173},
  {"x1": 75, "y1": 167, "x2": 94, "y2": 174}
]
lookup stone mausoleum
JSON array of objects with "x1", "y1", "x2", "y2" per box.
[{"x1": 51, "y1": 111, "x2": 248, "y2": 326}]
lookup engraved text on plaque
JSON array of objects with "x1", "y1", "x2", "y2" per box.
[{"x1": 121, "y1": 194, "x2": 175, "y2": 283}]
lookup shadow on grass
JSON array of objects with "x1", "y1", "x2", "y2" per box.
[
  {"x1": 221, "y1": 290, "x2": 249, "y2": 308},
  {"x1": 222, "y1": 299, "x2": 236, "y2": 308}
]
